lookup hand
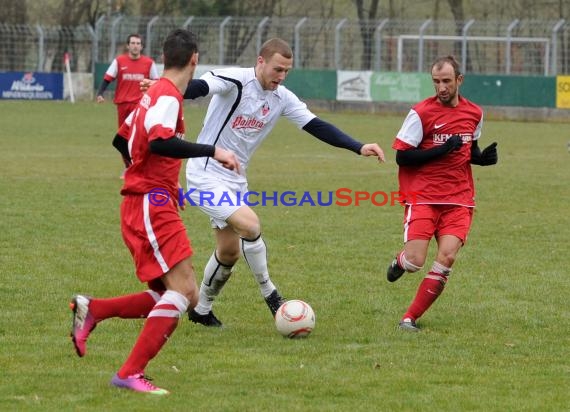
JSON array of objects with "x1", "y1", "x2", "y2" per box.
[
  {"x1": 96, "y1": 95, "x2": 105, "y2": 103},
  {"x1": 140, "y1": 78, "x2": 157, "y2": 92},
  {"x1": 480, "y1": 142, "x2": 498, "y2": 165},
  {"x1": 214, "y1": 147, "x2": 241, "y2": 174},
  {"x1": 444, "y1": 134, "x2": 463, "y2": 152},
  {"x1": 360, "y1": 143, "x2": 385, "y2": 163}
]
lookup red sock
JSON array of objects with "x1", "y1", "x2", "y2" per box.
[
  {"x1": 118, "y1": 316, "x2": 178, "y2": 378},
  {"x1": 89, "y1": 291, "x2": 161, "y2": 322},
  {"x1": 118, "y1": 291, "x2": 187, "y2": 378},
  {"x1": 403, "y1": 272, "x2": 447, "y2": 321}
]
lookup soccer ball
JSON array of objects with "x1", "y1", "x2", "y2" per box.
[{"x1": 274, "y1": 300, "x2": 315, "y2": 338}]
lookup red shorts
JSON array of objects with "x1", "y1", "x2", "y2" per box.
[
  {"x1": 117, "y1": 102, "x2": 138, "y2": 127},
  {"x1": 121, "y1": 194, "x2": 192, "y2": 283},
  {"x1": 403, "y1": 204, "x2": 474, "y2": 244}
]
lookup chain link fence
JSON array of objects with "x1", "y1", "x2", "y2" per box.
[{"x1": 1, "y1": 16, "x2": 568, "y2": 75}]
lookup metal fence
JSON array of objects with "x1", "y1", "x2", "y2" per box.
[{"x1": 1, "y1": 16, "x2": 568, "y2": 76}]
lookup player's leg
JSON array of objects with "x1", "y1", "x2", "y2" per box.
[
  {"x1": 388, "y1": 239, "x2": 429, "y2": 281},
  {"x1": 387, "y1": 204, "x2": 431, "y2": 282},
  {"x1": 228, "y1": 205, "x2": 285, "y2": 316},
  {"x1": 70, "y1": 290, "x2": 162, "y2": 357},
  {"x1": 189, "y1": 226, "x2": 238, "y2": 326},
  {"x1": 110, "y1": 192, "x2": 194, "y2": 393},
  {"x1": 185, "y1": 173, "x2": 284, "y2": 320},
  {"x1": 400, "y1": 235, "x2": 462, "y2": 330},
  {"x1": 70, "y1": 195, "x2": 166, "y2": 357},
  {"x1": 184, "y1": 175, "x2": 244, "y2": 326},
  {"x1": 400, "y1": 206, "x2": 472, "y2": 331},
  {"x1": 112, "y1": 257, "x2": 197, "y2": 395}
]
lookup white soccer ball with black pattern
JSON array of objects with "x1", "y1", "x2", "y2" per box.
[{"x1": 274, "y1": 300, "x2": 315, "y2": 338}]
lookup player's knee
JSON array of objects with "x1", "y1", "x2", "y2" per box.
[
  {"x1": 402, "y1": 252, "x2": 425, "y2": 272},
  {"x1": 237, "y1": 219, "x2": 261, "y2": 240},
  {"x1": 228, "y1": 207, "x2": 261, "y2": 239}
]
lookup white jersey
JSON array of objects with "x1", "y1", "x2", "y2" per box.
[{"x1": 186, "y1": 67, "x2": 316, "y2": 182}]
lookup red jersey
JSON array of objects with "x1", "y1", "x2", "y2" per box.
[
  {"x1": 392, "y1": 95, "x2": 483, "y2": 206},
  {"x1": 103, "y1": 54, "x2": 159, "y2": 104},
  {"x1": 120, "y1": 78, "x2": 185, "y2": 200}
]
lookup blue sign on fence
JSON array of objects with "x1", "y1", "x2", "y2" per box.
[{"x1": 0, "y1": 72, "x2": 63, "y2": 100}]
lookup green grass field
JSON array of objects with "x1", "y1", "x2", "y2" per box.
[{"x1": 0, "y1": 100, "x2": 569, "y2": 411}]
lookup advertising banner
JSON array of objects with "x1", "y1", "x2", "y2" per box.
[
  {"x1": 337, "y1": 71, "x2": 432, "y2": 103},
  {"x1": 0, "y1": 72, "x2": 63, "y2": 100},
  {"x1": 556, "y1": 75, "x2": 570, "y2": 109},
  {"x1": 337, "y1": 71, "x2": 373, "y2": 101},
  {"x1": 370, "y1": 72, "x2": 432, "y2": 102}
]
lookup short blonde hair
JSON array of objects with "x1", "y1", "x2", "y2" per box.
[{"x1": 259, "y1": 38, "x2": 293, "y2": 60}]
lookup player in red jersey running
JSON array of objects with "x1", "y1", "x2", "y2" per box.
[
  {"x1": 70, "y1": 29, "x2": 240, "y2": 394},
  {"x1": 386, "y1": 55, "x2": 498, "y2": 332},
  {"x1": 97, "y1": 34, "x2": 159, "y2": 173}
]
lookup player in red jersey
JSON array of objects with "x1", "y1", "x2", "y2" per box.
[
  {"x1": 97, "y1": 34, "x2": 159, "y2": 126},
  {"x1": 70, "y1": 29, "x2": 239, "y2": 394},
  {"x1": 386, "y1": 55, "x2": 498, "y2": 332},
  {"x1": 97, "y1": 34, "x2": 159, "y2": 172}
]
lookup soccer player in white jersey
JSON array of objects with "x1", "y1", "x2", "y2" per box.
[{"x1": 182, "y1": 38, "x2": 385, "y2": 327}]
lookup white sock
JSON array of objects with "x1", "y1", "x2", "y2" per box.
[
  {"x1": 431, "y1": 261, "x2": 452, "y2": 276},
  {"x1": 240, "y1": 235, "x2": 276, "y2": 297},
  {"x1": 194, "y1": 252, "x2": 233, "y2": 315}
]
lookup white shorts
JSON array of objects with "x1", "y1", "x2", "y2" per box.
[{"x1": 186, "y1": 171, "x2": 249, "y2": 229}]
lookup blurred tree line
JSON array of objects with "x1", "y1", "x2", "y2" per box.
[
  {"x1": 1, "y1": 0, "x2": 567, "y2": 71},
  {"x1": 2, "y1": 0, "x2": 568, "y2": 27}
]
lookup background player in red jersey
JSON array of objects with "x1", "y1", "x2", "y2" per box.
[
  {"x1": 96, "y1": 34, "x2": 159, "y2": 172},
  {"x1": 386, "y1": 55, "x2": 498, "y2": 332},
  {"x1": 70, "y1": 29, "x2": 239, "y2": 394},
  {"x1": 96, "y1": 34, "x2": 159, "y2": 126}
]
